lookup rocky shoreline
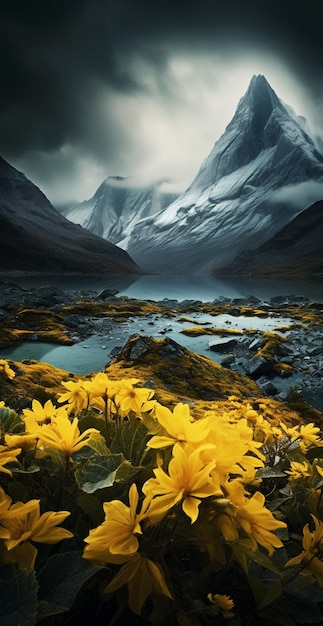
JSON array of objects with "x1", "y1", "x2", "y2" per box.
[{"x1": 0, "y1": 280, "x2": 322, "y2": 415}]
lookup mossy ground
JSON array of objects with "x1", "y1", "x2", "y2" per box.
[
  {"x1": 2, "y1": 360, "x2": 72, "y2": 409},
  {"x1": 1, "y1": 296, "x2": 322, "y2": 428},
  {"x1": 0, "y1": 308, "x2": 73, "y2": 345},
  {"x1": 180, "y1": 326, "x2": 243, "y2": 337},
  {"x1": 253, "y1": 331, "x2": 290, "y2": 360},
  {"x1": 0, "y1": 353, "x2": 305, "y2": 429}
]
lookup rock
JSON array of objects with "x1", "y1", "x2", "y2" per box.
[
  {"x1": 248, "y1": 356, "x2": 274, "y2": 379},
  {"x1": 208, "y1": 337, "x2": 240, "y2": 352},
  {"x1": 221, "y1": 355, "x2": 236, "y2": 367},
  {"x1": 308, "y1": 346, "x2": 323, "y2": 356},
  {"x1": 107, "y1": 333, "x2": 261, "y2": 400},
  {"x1": 31, "y1": 286, "x2": 66, "y2": 307},
  {"x1": 298, "y1": 386, "x2": 323, "y2": 412},
  {"x1": 97, "y1": 288, "x2": 119, "y2": 300},
  {"x1": 248, "y1": 337, "x2": 264, "y2": 352},
  {"x1": 230, "y1": 358, "x2": 250, "y2": 375},
  {"x1": 114, "y1": 334, "x2": 152, "y2": 361},
  {"x1": 64, "y1": 314, "x2": 88, "y2": 328},
  {"x1": 260, "y1": 380, "x2": 279, "y2": 396}
]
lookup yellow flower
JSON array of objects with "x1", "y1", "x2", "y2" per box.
[
  {"x1": 5, "y1": 433, "x2": 38, "y2": 454},
  {"x1": 143, "y1": 445, "x2": 220, "y2": 523},
  {"x1": 37, "y1": 414, "x2": 99, "y2": 457},
  {"x1": 0, "y1": 487, "x2": 12, "y2": 518},
  {"x1": 23, "y1": 399, "x2": 67, "y2": 434},
  {"x1": 83, "y1": 372, "x2": 122, "y2": 414},
  {"x1": 286, "y1": 461, "x2": 311, "y2": 481},
  {"x1": 234, "y1": 418, "x2": 265, "y2": 460},
  {"x1": 57, "y1": 379, "x2": 89, "y2": 413},
  {"x1": 290, "y1": 423, "x2": 321, "y2": 453},
  {"x1": 0, "y1": 498, "x2": 72, "y2": 568},
  {"x1": 0, "y1": 444, "x2": 22, "y2": 476},
  {"x1": 0, "y1": 359, "x2": 15, "y2": 380},
  {"x1": 114, "y1": 380, "x2": 155, "y2": 418},
  {"x1": 200, "y1": 423, "x2": 257, "y2": 486},
  {"x1": 83, "y1": 371, "x2": 118, "y2": 395},
  {"x1": 147, "y1": 402, "x2": 210, "y2": 450},
  {"x1": 105, "y1": 552, "x2": 172, "y2": 615},
  {"x1": 83, "y1": 484, "x2": 144, "y2": 563},
  {"x1": 285, "y1": 515, "x2": 323, "y2": 587},
  {"x1": 207, "y1": 593, "x2": 235, "y2": 619},
  {"x1": 235, "y1": 490, "x2": 286, "y2": 556}
]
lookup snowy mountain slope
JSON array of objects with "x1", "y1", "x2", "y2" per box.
[
  {"x1": 59, "y1": 176, "x2": 179, "y2": 247},
  {"x1": 124, "y1": 75, "x2": 323, "y2": 273},
  {"x1": 0, "y1": 157, "x2": 143, "y2": 274}
]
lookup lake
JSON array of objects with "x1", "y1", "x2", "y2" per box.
[
  {"x1": 6, "y1": 272, "x2": 323, "y2": 302},
  {"x1": 1, "y1": 273, "x2": 322, "y2": 376}
]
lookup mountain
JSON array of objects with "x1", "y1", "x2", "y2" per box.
[
  {"x1": 217, "y1": 199, "x2": 323, "y2": 277},
  {"x1": 0, "y1": 157, "x2": 143, "y2": 274},
  {"x1": 58, "y1": 176, "x2": 179, "y2": 248},
  {"x1": 123, "y1": 75, "x2": 323, "y2": 274}
]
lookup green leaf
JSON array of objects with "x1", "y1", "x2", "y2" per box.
[
  {"x1": 311, "y1": 474, "x2": 323, "y2": 489},
  {"x1": 85, "y1": 434, "x2": 110, "y2": 456},
  {"x1": 257, "y1": 580, "x2": 282, "y2": 609},
  {"x1": 244, "y1": 548, "x2": 280, "y2": 574},
  {"x1": 11, "y1": 464, "x2": 40, "y2": 474},
  {"x1": 110, "y1": 419, "x2": 153, "y2": 466},
  {"x1": 257, "y1": 467, "x2": 286, "y2": 478},
  {"x1": 77, "y1": 493, "x2": 105, "y2": 526},
  {"x1": 256, "y1": 606, "x2": 296, "y2": 626},
  {"x1": 37, "y1": 551, "x2": 103, "y2": 619},
  {"x1": 0, "y1": 564, "x2": 38, "y2": 626},
  {"x1": 115, "y1": 459, "x2": 143, "y2": 482},
  {"x1": 42, "y1": 447, "x2": 67, "y2": 470},
  {"x1": 306, "y1": 446, "x2": 323, "y2": 461},
  {"x1": 0, "y1": 407, "x2": 25, "y2": 435},
  {"x1": 274, "y1": 586, "x2": 323, "y2": 624},
  {"x1": 247, "y1": 573, "x2": 265, "y2": 604},
  {"x1": 75, "y1": 453, "x2": 124, "y2": 493}
]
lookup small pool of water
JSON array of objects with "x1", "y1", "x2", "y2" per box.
[{"x1": 1, "y1": 312, "x2": 291, "y2": 375}]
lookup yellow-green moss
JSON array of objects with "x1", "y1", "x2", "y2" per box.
[
  {"x1": 60, "y1": 299, "x2": 170, "y2": 319},
  {"x1": 273, "y1": 362, "x2": 294, "y2": 377},
  {"x1": 246, "y1": 397, "x2": 305, "y2": 429},
  {"x1": 254, "y1": 332, "x2": 290, "y2": 360},
  {"x1": 8, "y1": 360, "x2": 73, "y2": 404},
  {"x1": 105, "y1": 336, "x2": 261, "y2": 407},
  {"x1": 178, "y1": 316, "x2": 211, "y2": 325},
  {"x1": 180, "y1": 326, "x2": 243, "y2": 337},
  {"x1": 2, "y1": 309, "x2": 72, "y2": 345}
]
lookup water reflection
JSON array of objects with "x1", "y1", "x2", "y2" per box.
[{"x1": 6, "y1": 273, "x2": 323, "y2": 301}]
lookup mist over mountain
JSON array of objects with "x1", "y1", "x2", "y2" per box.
[
  {"x1": 57, "y1": 176, "x2": 179, "y2": 247},
  {"x1": 3, "y1": 75, "x2": 323, "y2": 278},
  {"x1": 0, "y1": 157, "x2": 143, "y2": 275},
  {"x1": 119, "y1": 75, "x2": 323, "y2": 274}
]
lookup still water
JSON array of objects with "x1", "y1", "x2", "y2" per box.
[
  {"x1": 1, "y1": 274, "x2": 322, "y2": 375},
  {"x1": 7, "y1": 273, "x2": 323, "y2": 302}
]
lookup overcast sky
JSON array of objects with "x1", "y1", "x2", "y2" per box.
[{"x1": 1, "y1": 0, "x2": 323, "y2": 204}]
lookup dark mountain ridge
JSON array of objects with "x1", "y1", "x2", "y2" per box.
[
  {"x1": 218, "y1": 199, "x2": 323, "y2": 277},
  {"x1": 0, "y1": 157, "x2": 143, "y2": 275}
]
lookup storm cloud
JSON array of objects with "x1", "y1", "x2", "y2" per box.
[{"x1": 1, "y1": 0, "x2": 323, "y2": 202}]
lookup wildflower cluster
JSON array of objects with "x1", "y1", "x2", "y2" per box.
[{"x1": 0, "y1": 358, "x2": 322, "y2": 625}]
